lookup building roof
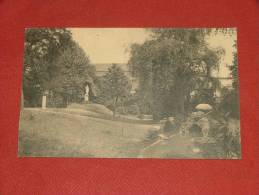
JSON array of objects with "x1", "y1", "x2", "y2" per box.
[{"x1": 93, "y1": 63, "x2": 131, "y2": 76}]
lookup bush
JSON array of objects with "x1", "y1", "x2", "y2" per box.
[
  {"x1": 218, "y1": 88, "x2": 240, "y2": 119},
  {"x1": 163, "y1": 119, "x2": 177, "y2": 133},
  {"x1": 194, "y1": 113, "x2": 241, "y2": 158},
  {"x1": 137, "y1": 114, "x2": 144, "y2": 119},
  {"x1": 116, "y1": 106, "x2": 125, "y2": 114},
  {"x1": 189, "y1": 124, "x2": 203, "y2": 137},
  {"x1": 47, "y1": 94, "x2": 67, "y2": 108},
  {"x1": 117, "y1": 105, "x2": 140, "y2": 115}
]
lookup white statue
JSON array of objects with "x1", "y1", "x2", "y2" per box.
[{"x1": 84, "y1": 85, "x2": 90, "y2": 102}]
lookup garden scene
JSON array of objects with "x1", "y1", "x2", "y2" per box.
[{"x1": 19, "y1": 28, "x2": 241, "y2": 159}]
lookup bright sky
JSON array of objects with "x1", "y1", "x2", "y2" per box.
[
  {"x1": 71, "y1": 28, "x2": 237, "y2": 78},
  {"x1": 71, "y1": 28, "x2": 149, "y2": 64},
  {"x1": 206, "y1": 30, "x2": 237, "y2": 78}
]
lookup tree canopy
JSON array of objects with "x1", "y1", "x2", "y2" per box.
[
  {"x1": 128, "y1": 28, "x2": 225, "y2": 120},
  {"x1": 218, "y1": 40, "x2": 239, "y2": 118},
  {"x1": 23, "y1": 28, "x2": 95, "y2": 107},
  {"x1": 98, "y1": 64, "x2": 131, "y2": 117},
  {"x1": 49, "y1": 41, "x2": 95, "y2": 105}
]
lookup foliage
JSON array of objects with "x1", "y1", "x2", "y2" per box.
[
  {"x1": 218, "y1": 41, "x2": 239, "y2": 119},
  {"x1": 23, "y1": 28, "x2": 72, "y2": 106},
  {"x1": 50, "y1": 41, "x2": 95, "y2": 106},
  {"x1": 117, "y1": 104, "x2": 140, "y2": 115},
  {"x1": 200, "y1": 119, "x2": 241, "y2": 159},
  {"x1": 23, "y1": 28, "x2": 95, "y2": 107},
  {"x1": 229, "y1": 41, "x2": 238, "y2": 90},
  {"x1": 163, "y1": 119, "x2": 177, "y2": 133},
  {"x1": 218, "y1": 88, "x2": 239, "y2": 119},
  {"x1": 128, "y1": 29, "x2": 224, "y2": 120},
  {"x1": 98, "y1": 64, "x2": 131, "y2": 117}
]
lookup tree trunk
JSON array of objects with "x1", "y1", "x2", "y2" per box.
[{"x1": 113, "y1": 96, "x2": 119, "y2": 118}]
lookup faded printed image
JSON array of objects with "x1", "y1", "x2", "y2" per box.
[{"x1": 19, "y1": 28, "x2": 240, "y2": 159}]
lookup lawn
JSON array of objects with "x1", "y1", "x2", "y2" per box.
[{"x1": 18, "y1": 109, "x2": 155, "y2": 158}]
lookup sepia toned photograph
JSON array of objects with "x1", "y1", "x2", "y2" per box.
[{"x1": 19, "y1": 28, "x2": 241, "y2": 159}]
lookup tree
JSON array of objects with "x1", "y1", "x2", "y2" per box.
[
  {"x1": 23, "y1": 28, "x2": 96, "y2": 107},
  {"x1": 50, "y1": 41, "x2": 95, "y2": 106},
  {"x1": 99, "y1": 64, "x2": 131, "y2": 117},
  {"x1": 128, "y1": 29, "x2": 224, "y2": 120},
  {"x1": 229, "y1": 41, "x2": 238, "y2": 90},
  {"x1": 219, "y1": 41, "x2": 239, "y2": 118},
  {"x1": 23, "y1": 28, "x2": 72, "y2": 107}
]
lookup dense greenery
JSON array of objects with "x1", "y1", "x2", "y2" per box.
[
  {"x1": 128, "y1": 29, "x2": 224, "y2": 120},
  {"x1": 49, "y1": 41, "x2": 95, "y2": 106},
  {"x1": 23, "y1": 28, "x2": 95, "y2": 107},
  {"x1": 97, "y1": 64, "x2": 131, "y2": 117},
  {"x1": 218, "y1": 41, "x2": 239, "y2": 118}
]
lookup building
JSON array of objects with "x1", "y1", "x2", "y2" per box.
[{"x1": 93, "y1": 62, "x2": 234, "y2": 98}]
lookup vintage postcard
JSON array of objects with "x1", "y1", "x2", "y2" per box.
[{"x1": 19, "y1": 28, "x2": 241, "y2": 159}]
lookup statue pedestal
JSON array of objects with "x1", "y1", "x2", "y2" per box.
[
  {"x1": 84, "y1": 95, "x2": 89, "y2": 102},
  {"x1": 84, "y1": 85, "x2": 90, "y2": 102},
  {"x1": 42, "y1": 90, "x2": 49, "y2": 109},
  {"x1": 42, "y1": 95, "x2": 47, "y2": 109}
]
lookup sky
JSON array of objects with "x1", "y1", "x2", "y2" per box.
[
  {"x1": 71, "y1": 28, "x2": 237, "y2": 79},
  {"x1": 206, "y1": 30, "x2": 237, "y2": 78},
  {"x1": 71, "y1": 28, "x2": 149, "y2": 64}
]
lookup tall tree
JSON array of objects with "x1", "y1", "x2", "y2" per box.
[
  {"x1": 51, "y1": 41, "x2": 95, "y2": 106},
  {"x1": 219, "y1": 41, "x2": 239, "y2": 118},
  {"x1": 23, "y1": 28, "x2": 72, "y2": 107},
  {"x1": 128, "y1": 29, "x2": 224, "y2": 120},
  {"x1": 99, "y1": 64, "x2": 131, "y2": 117},
  {"x1": 229, "y1": 41, "x2": 238, "y2": 90},
  {"x1": 23, "y1": 28, "x2": 96, "y2": 107}
]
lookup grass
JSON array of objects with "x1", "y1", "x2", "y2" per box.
[
  {"x1": 139, "y1": 134, "x2": 203, "y2": 159},
  {"x1": 19, "y1": 107, "x2": 236, "y2": 158},
  {"x1": 68, "y1": 103, "x2": 113, "y2": 116},
  {"x1": 66, "y1": 103, "x2": 155, "y2": 124},
  {"x1": 18, "y1": 109, "x2": 154, "y2": 158}
]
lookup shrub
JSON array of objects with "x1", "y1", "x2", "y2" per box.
[
  {"x1": 163, "y1": 119, "x2": 177, "y2": 133},
  {"x1": 218, "y1": 88, "x2": 240, "y2": 119},
  {"x1": 189, "y1": 124, "x2": 203, "y2": 137},
  {"x1": 117, "y1": 105, "x2": 140, "y2": 115}
]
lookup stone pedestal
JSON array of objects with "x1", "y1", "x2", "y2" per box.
[
  {"x1": 42, "y1": 95, "x2": 47, "y2": 109},
  {"x1": 42, "y1": 90, "x2": 49, "y2": 109},
  {"x1": 84, "y1": 94, "x2": 89, "y2": 102},
  {"x1": 84, "y1": 85, "x2": 90, "y2": 102}
]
